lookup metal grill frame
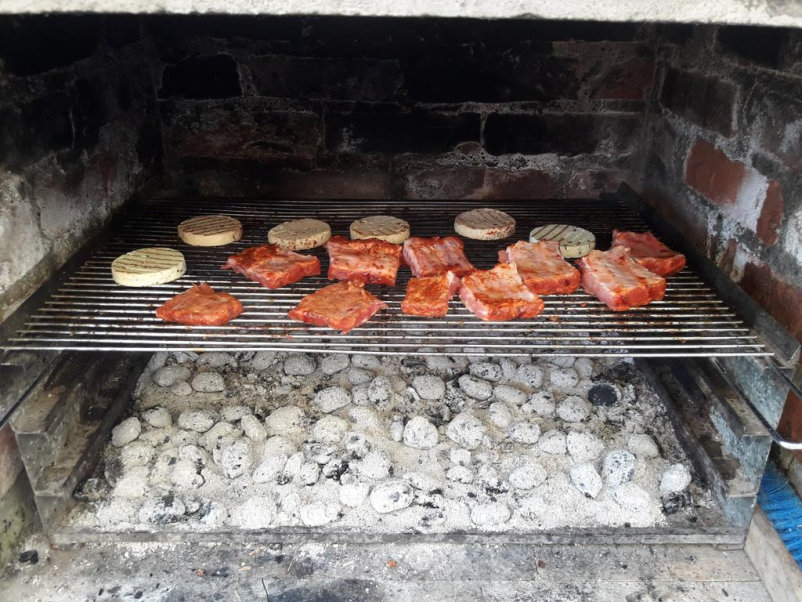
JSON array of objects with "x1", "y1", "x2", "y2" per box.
[{"x1": 0, "y1": 197, "x2": 772, "y2": 357}]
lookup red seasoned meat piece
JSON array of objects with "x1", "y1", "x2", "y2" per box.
[
  {"x1": 155, "y1": 283, "x2": 243, "y2": 326},
  {"x1": 288, "y1": 281, "x2": 388, "y2": 334},
  {"x1": 401, "y1": 271, "x2": 461, "y2": 317},
  {"x1": 611, "y1": 230, "x2": 687, "y2": 277},
  {"x1": 578, "y1": 246, "x2": 666, "y2": 311},
  {"x1": 325, "y1": 236, "x2": 402, "y2": 286},
  {"x1": 500, "y1": 240, "x2": 580, "y2": 295},
  {"x1": 402, "y1": 236, "x2": 475, "y2": 277},
  {"x1": 458, "y1": 262, "x2": 545, "y2": 321},
  {"x1": 222, "y1": 245, "x2": 320, "y2": 289}
]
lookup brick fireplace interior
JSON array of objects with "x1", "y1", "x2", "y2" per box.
[{"x1": 0, "y1": 13, "x2": 801, "y2": 560}]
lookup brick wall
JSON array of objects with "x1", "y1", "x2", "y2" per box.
[
  {"x1": 0, "y1": 15, "x2": 162, "y2": 322},
  {"x1": 640, "y1": 24, "x2": 802, "y2": 443},
  {"x1": 152, "y1": 16, "x2": 652, "y2": 200}
]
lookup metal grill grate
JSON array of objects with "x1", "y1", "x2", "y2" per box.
[{"x1": 2, "y1": 198, "x2": 771, "y2": 357}]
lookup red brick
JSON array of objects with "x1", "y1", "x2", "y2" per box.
[
  {"x1": 740, "y1": 260, "x2": 802, "y2": 342},
  {"x1": 684, "y1": 138, "x2": 746, "y2": 207},
  {"x1": 592, "y1": 58, "x2": 655, "y2": 100},
  {"x1": 756, "y1": 180, "x2": 785, "y2": 246},
  {"x1": 0, "y1": 424, "x2": 23, "y2": 499},
  {"x1": 778, "y1": 389, "x2": 802, "y2": 462}
]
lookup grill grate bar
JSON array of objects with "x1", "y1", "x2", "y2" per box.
[{"x1": 2, "y1": 198, "x2": 770, "y2": 357}]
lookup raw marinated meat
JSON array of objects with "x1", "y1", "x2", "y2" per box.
[
  {"x1": 402, "y1": 236, "x2": 475, "y2": 277},
  {"x1": 325, "y1": 235, "x2": 402, "y2": 286},
  {"x1": 500, "y1": 240, "x2": 580, "y2": 295},
  {"x1": 288, "y1": 281, "x2": 388, "y2": 334},
  {"x1": 578, "y1": 246, "x2": 666, "y2": 311},
  {"x1": 611, "y1": 230, "x2": 687, "y2": 277},
  {"x1": 458, "y1": 262, "x2": 545, "y2": 321},
  {"x1": 401, "y1": 271, "x2": 461, "y2": 317},
  {"x1": 222, "y1": 244, "x2": 320, "y2": 289},
  {"x1": 155, "y1": 283, "x2": 243, "y2": 326}
]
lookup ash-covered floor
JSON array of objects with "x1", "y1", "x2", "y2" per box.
[
  {"x1": 0, "y1": 537, "x2": 772, "y2": 602},
  {"x1": 66, "y1": 352, "x2": 714, "y2": 534}
]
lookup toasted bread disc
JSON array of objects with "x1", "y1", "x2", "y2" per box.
[
  {"x1": 350, "y1": 215, "x2": 410, "y2": 244},
  {"x1": 454, "y1": 208, "x2": 516, "y2": 240},
  {"x1": 111, "y1": 248, "x2": 186, "y2": 287},
  {"x1": 178, "y1": 215, "x2": 243, "y2": 247},
  {"x1": 529, "y1": 224, "x2": 595, "y2": 258},
  {"x1": 268, "y1": 218, "x2": 331, "y2": 250}
]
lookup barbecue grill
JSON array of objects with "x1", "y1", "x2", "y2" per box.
[
  {"x1": 0, "y1": 10, "x2": 800, "y2": 572},
  {"x1": 0, "y1": 196, "x2": 771, "y2": 357}
]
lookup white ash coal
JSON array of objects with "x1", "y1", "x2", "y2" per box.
[{"x1": 68, "y1": 352, "x2": 709, "y2": 534}]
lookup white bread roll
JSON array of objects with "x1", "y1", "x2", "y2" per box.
[
  {"x1": 111, "y1": 248, "x2": 186, "y2": 287},
  {"x1": 350, "y1": 215, "x2": 410, "y2": 244},
  {"x1": 178, "y1": 215, "x2": 242, "y2": 247},
  {"x1": 268, "y1": 218, "x2": 331, "y2": 250},
  {"x1": 454, "y1": 208, "x2": 516, "y2": 240}
]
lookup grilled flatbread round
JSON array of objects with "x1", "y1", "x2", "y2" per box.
[
  {"x1": 529, "y1": 224, "x2": 595, "y2": 258},
  {"x1": 350, "y1": 215, "x2": 410, "y2": 244},
  {"x1": 454, "y1": 208, "x2": 516, "y2": 240},
  {"x1": 268, "y1": 218, "x2": 331, "y2": 250},
  {"x1": 178, "y1": 215, "x2": 242, "y2": 246},
  {"x1": 111, "y1": 248, "x2": 186, "y2": 287}
]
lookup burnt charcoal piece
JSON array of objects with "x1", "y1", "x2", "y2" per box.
[
  {"x1": 73, "y1": 477, "x2": 111, "y2": 502},
  {"x1": 159, "y1": 54, "x2": 242, "y2": 99},
  {"x1": 588, "y1": 383, "x2": 619, "y2": 407},
  {"x1": 18, "y1": 550, "x2": 39, "y2": 565},
  {"x1": 661, "y1": 490, "x2": 692, "y2": 515},
  {"x1": 84, "y1": 404, "x2": 108, "y2": 421}
]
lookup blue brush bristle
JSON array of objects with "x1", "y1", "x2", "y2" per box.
[{"x1": 758, "y1": 461, "x2": 802, "y2": 569}]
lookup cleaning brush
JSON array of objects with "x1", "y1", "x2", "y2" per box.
[{"x1": 758, "y1": 460, "x2": 802, "y2": 569}]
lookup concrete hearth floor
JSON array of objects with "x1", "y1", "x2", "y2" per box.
[{"x1": 0, "y1": 538, "x2": 772, "y2": 602}]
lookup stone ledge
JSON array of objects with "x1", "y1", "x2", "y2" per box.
[{"x1": 1, "y1": 0, "x2": 801, "y2": 27}]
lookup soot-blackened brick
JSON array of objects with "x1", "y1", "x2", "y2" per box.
[
  {"x1": 592, "y1": 58, "x2": 655, "y2": 100},
  {"x1": 73, "y1": 77, "x2": 116, "y2": 151},
  {"x1": 104, "y1": 15, "x2": 142, "y2": 48},
  {"x1": 660, "y1": 67, "x2": 738, "y2": 137},
  {"x1": 483, "y1": 113, "x2": 639, "y2": 156},
  {"x1": 718, "y1": 26, "x2": 786, "y2": 70},
  {"x1": 326, "y1": 112, "x2": 479, "y2": 154},
  {"x1": 750, "y1": 90, "x2": 802, "y2": 173},
  {"x1": 403, "y1": 45, "x2": 579, "y2": 103},
  {"x1": 0, "y1": 15, "x2": 102, "y2": 76},
  {"x1": 0, "y1": 92, "x2": 74, "y2": 170},
  {"x1": 740, "y1": 260, "x2": 802, "y2": 342},
  {"x1": 170, "y1": 108, "x2": 321, "y2": 167},
  {"x1": 159, "y1": 54, "x2": 242, "y2": 99},
  {"x1": 250, "y1": 55, "x2": 403, "y2": 102}
]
